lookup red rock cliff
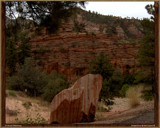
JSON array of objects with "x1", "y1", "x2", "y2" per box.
[{"x1": 30, "y1": 33, "x2": 140, "y2": 83}]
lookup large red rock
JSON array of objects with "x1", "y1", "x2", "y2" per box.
[{"x1": 50, "y1": 74, "x2": 102, "y2": 124}]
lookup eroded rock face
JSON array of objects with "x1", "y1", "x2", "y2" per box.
[
  {"x1": 29, "y1": 12, "x2": 143, "y2": 83},
  {"x1": 50, "y1": 74, "x2": 102, "y2": 124},
  {"x1": 30, "y1": 34, "x2": 140, "y2": 83}
]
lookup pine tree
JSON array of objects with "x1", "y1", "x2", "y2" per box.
[
  {"x1": 137, "y1": 4, "x2": 155, "y2": 90},
  {"x1": 5, "y1": 1, "x2": 86, "y2": 33}
]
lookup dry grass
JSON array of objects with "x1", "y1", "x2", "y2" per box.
[{"x1": 126, "y1": 86, "x2": 143, "y2": 108}]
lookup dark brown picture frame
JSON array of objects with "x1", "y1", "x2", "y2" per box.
[{"x1": 1, "y1": 1, "x2": 159, "y2": 127}]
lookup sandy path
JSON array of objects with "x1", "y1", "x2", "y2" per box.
[{"x1": 92, "y1": 99, "x2": 154, "y2": 124}]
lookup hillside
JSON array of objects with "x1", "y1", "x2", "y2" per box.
[
  {"x1": 25, "y1": 8, "x2": 144, "y2": 82},
  {"x1": 5, "y1": 8, "x2": 144, "y2": 82}
]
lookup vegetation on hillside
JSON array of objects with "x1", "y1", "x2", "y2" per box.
[
  {"x1": 6, "y1": 23, "x2": 31, "y2": 76},
  {"x1": 6, "y1": 57, "x2": 69, "y2": 102},
  {"x1": 136, "y1": 4, "x2": 155, "y2": 98},
  {"x1": 89, "y1": 52, "x2": 136, "y2": 101},
  {"x1": 77, "y1": 7, "x2": 142, "y2": 39},
  {"x1": 89, "y1": 4, "x2": 155, "y2": 102}
]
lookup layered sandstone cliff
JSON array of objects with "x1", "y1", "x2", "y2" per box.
[
  {"x1": 28, "y1": 9, "x2": 143, "y2": 83},
  {"x1": 30, "y1": 33, "x2": 140, "y2": 83}
]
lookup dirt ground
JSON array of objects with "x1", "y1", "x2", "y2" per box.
[
  {"x1": 93, "y1": 97, "x2": 154, "y2": 124},
  {"x1": 5, "y1": 92, "x2": 50, "y2": 124},
  {"x1": 5, "y1": 91, "x2": 154, "y2": 125}
]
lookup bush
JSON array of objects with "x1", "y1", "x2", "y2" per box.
[
  {"x1": 7, "y1": 90, "x2": 17, "y2": 97},
  {"x1": 15, "y1": 113, "x2": 47, "y2": 124},
  {"x1": 121, "y1": 84, "x2": 130, "y2": 97},
  {"x1": 126, "y1": 86, "x2": 142, "y2": 108},
  {"x1": 141, "y1": 89, "x2": 154, "y2": 101},
  {"x1": 42, "y1": 71, "x2": 69, "y2": 102},
  {"x1": 22, "y1": 101, "x2": 32, "y2": 110},
  {"x1": 100, "y1": 79, "x2": 111, "y2": 100},
  {"x1": 123, "y1": 72, "x2": 135, "y2": 85},
  {"x1": 107, "y1": 72, "x2": 124, "y2": 97},
  {"x1": 89, "y1": 52, "x2": 114, "y2": 80},
  {"x1": 106, "y1": 26, "x2": 117, "y2": 36},
  {"x1": 6, "y1": 57, "x2": 48, "y2": 97},
  {"x1": 6, "y1": 57, "x2": 70, "y2": 102},
  {"x1": 134, "y1": 71, "x2": 154, "y2": 85},
  {"x1": 6, "y1": 75, "x2": 25, "y2": 91},
  {"x1": 73, "y1": 20, "x2": 86, "y2": 33},
  {"x1": 89, "y1": 53, "x2": 126, "y2": 100},
  {"x1": 99, "y1": 71, "x2": 124, "y2": 100}
]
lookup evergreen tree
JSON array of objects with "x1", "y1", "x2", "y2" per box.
[
  {"x1": 137, "y1": 4, "x2": 155, "y2": 91},
  {"x1": 89, "y1": 52, "x2": 115, "y2": 100},
  {"x1": 89, "y1": 52, "x2": 114, "y2": 80},
  {"x1": 17, "y1": 32, "x2": 31, "y2": 65},
  {"x1": 6, "y1": 37, "x2": 17, "y2": 76},
  {"x1": 5, "y1": 1, "x2": 86, "y2": 33}
]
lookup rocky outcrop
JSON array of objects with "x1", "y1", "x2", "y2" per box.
[
  {"x1": 28, "y1": 9, "x2": 143, "y2": 83},
  {"x1": 30, "y1": 33, "x2": 140, "y2": 82},
  {"x1": 50, "y1": 74, "x2": 102, "y2": 124}
]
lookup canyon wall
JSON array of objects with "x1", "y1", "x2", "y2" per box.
[{"x1": 30, "y1": 33, "x2": 140, "y2": 83}]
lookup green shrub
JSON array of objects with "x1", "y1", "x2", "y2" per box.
[
  {"x1": 89, "y1": 52, "x2": 114, "y2": 80},
  {"x1": 22, "y1": 101, "x2": 32, "y2": 110},
  {"x1": 6, "y1": 57, "x2": 48, "y2": 97},
  {"x1": 107, "y1": 72, "x2": 124, "y2": 97},
  {"x1": 6, "y1": 75, "x2": 24, "y2": 91},
  {"x1": 89, "y1": 53, "x2": 127, "y2": 100},
  {"x1": 141, "y1": 89, "x2": 154, "y2": 101},
  {"x1": 7, "y1": 57, "x2": 69, "y2": 102},
  {"x1": 134, "y1": 71, "x2": 154, "y2": 85},
  {"x1": 106, "y1": 26, "x2": 117, "y2": 36},
  {"x1": 100, "y1": 79, "x2": 111, "y2": 100},
  {"x1": 100, "y1": 71, "x2": 124, "y2": 100},
  {"x1": 42, "y1": 70, "x2": 69, "y2": 102},
  {"x1": 73, "y1": 20, "x2": 86, "y2": 33},
  {"x1": 7, "y1": 90, "x2": 17, "y2": 97},
  {"x1": 121, "y1": 84, "x2": 130, "y2": 97},
  {"x1": 15, "y1": 113, "x2": 47, "y2": 124},
  {"x1": 123, "y1": 72, "x2": 135, "y2": 85}
]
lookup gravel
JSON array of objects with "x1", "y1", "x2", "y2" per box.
[{"x1": 115, "y1": 110, "x2": 155, "y2": 125}]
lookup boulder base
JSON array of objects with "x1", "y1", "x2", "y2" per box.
[{"x1": 50, "y1": 74, "x2": 102, "y2": 124}]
